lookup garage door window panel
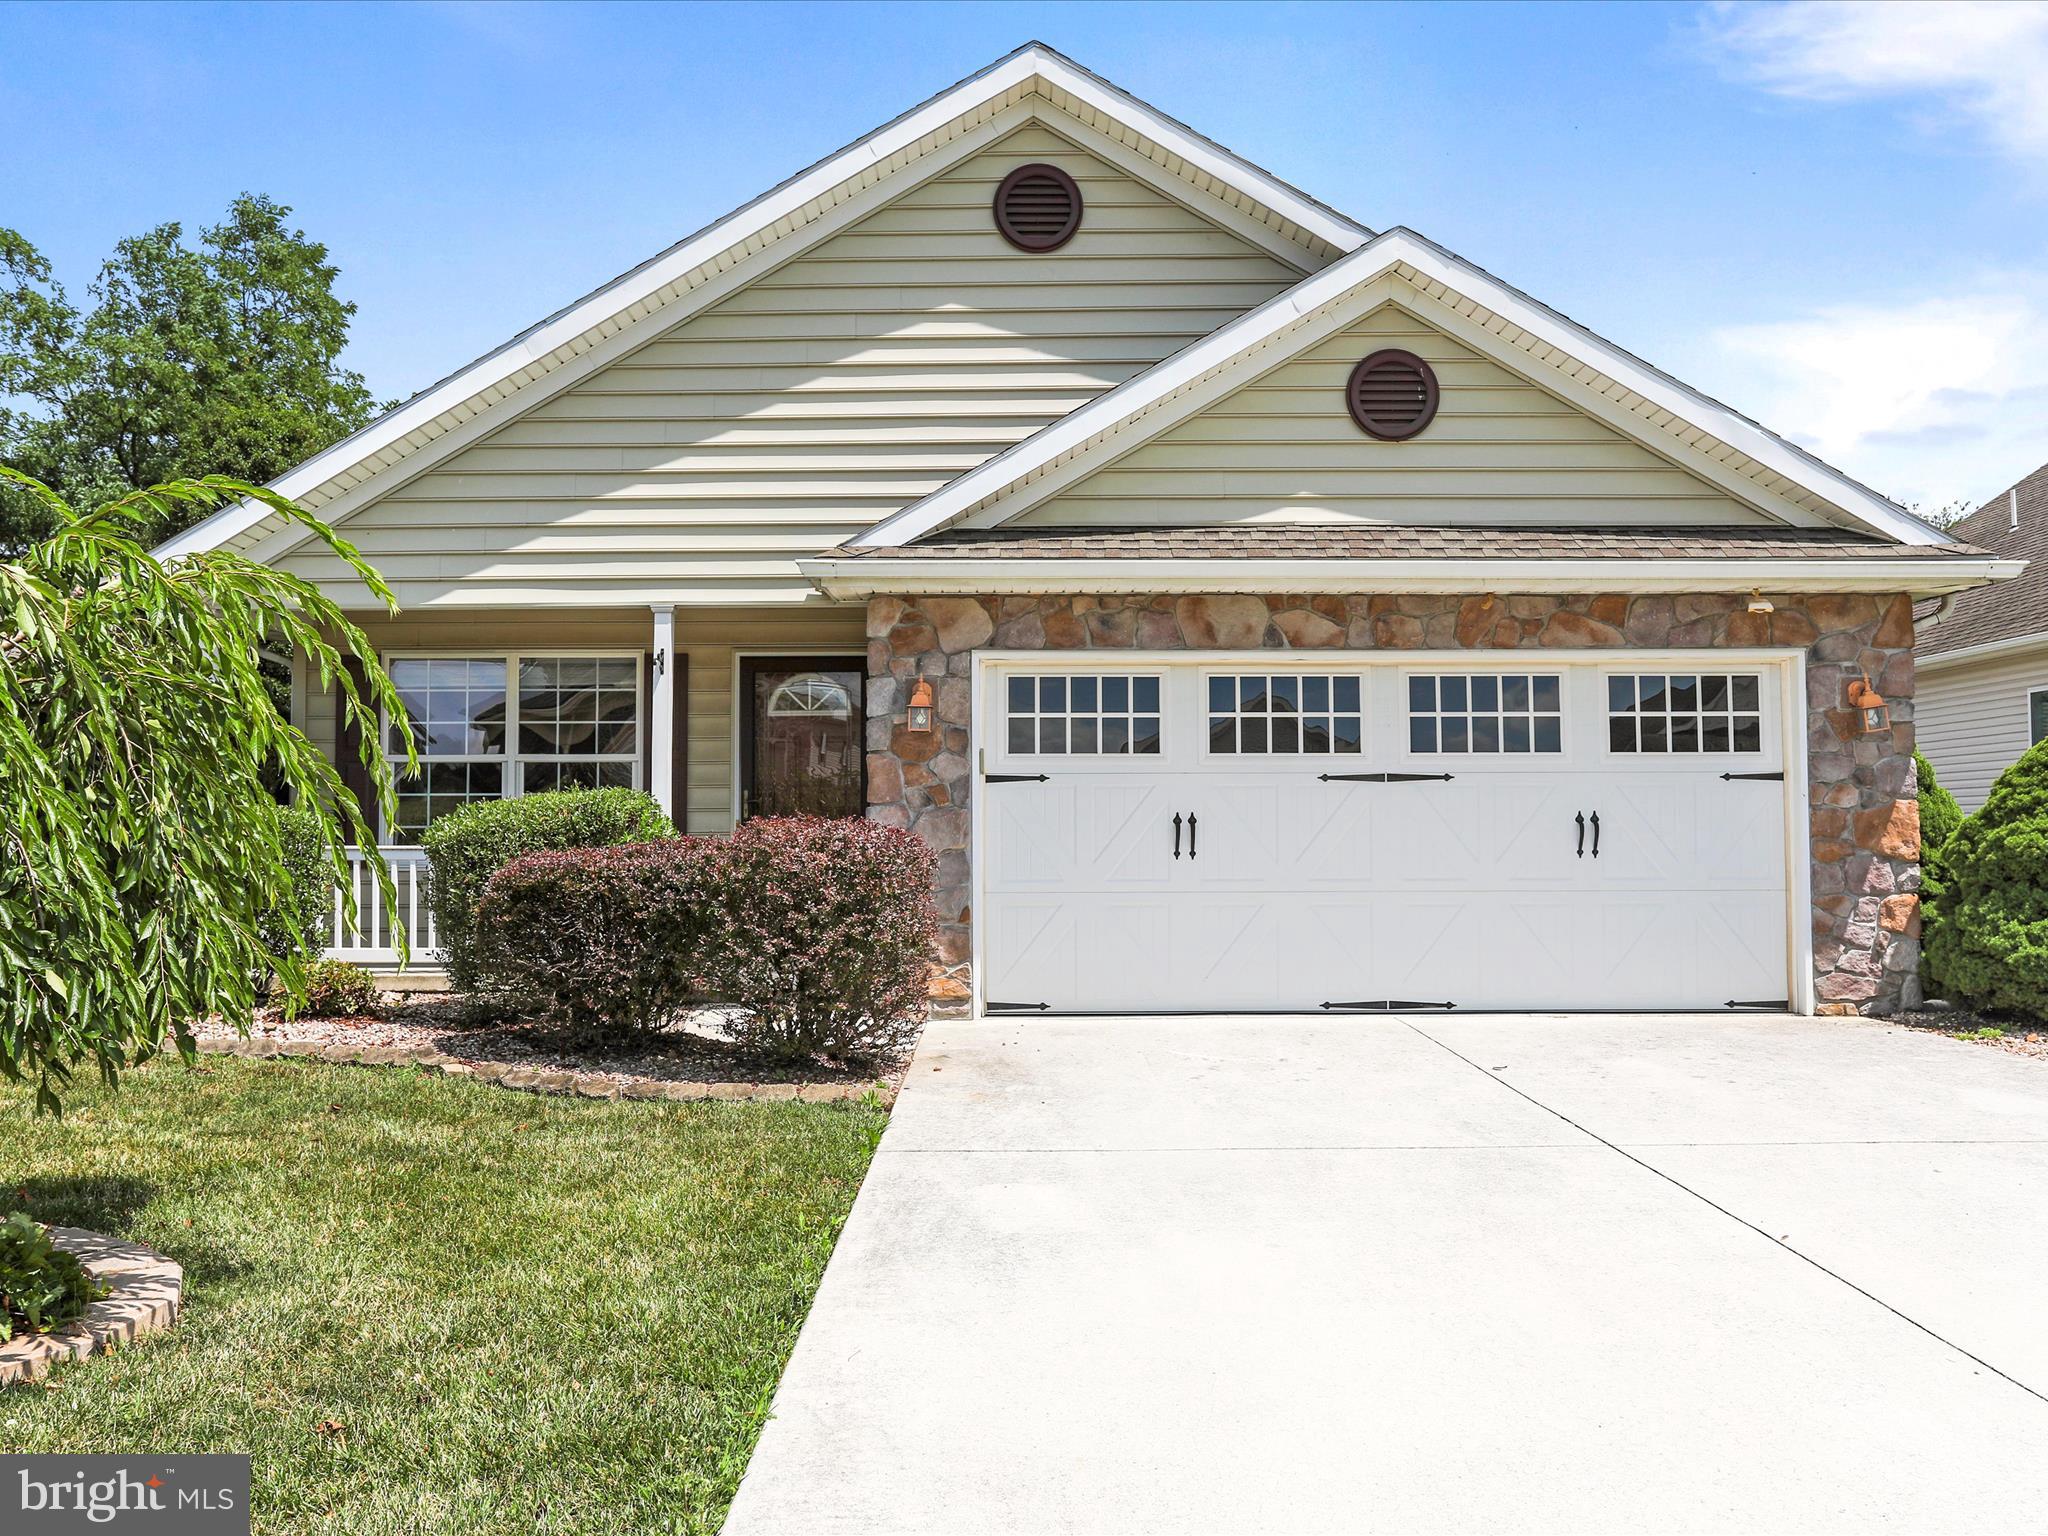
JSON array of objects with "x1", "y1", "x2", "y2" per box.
[
  {"x1": 1005, "y1": 674, "x2": 1161, "y2": 756},
  {"x1": 1207, "y1": 673, "x2": 1363, "y2": 755},
  {"x1": 1407, "y1": 673, "x2": 1562, "y2": 755},
  {"x1": 1608, "y1": 673, "x2": 1762, "y2": 754}
]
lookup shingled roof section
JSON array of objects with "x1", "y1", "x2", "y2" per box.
[
  {"x1": 1916, "y1": 466, "x2": 2048, "y2": 658},
  {"x1": 845, "y1": 525, "x2": 1983, "y2": 561}
]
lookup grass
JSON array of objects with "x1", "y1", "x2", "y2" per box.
[{"x1": 0, "y1": 1055, "x2": 885, "y2": 1534}]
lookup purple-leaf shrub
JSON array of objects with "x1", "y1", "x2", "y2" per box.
[
  {"x1": 696, "y1": 817, "x2": 938, "y2": 1062},
  {"x1": 474, "y1": 840, "x2": 711, "y2": 1038}
]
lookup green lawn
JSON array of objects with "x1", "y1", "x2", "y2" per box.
[{"x1": 0, "y1": 1056, "x2": 884, "y2": 1534}]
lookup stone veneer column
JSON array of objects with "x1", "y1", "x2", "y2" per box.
[{"x1": 865, "y1": 593, "x2": 1921, "y2": 1016}]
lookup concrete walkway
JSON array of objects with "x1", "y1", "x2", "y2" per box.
[{"x1": 725, "y1": 1015, "x2": 2048, "y2": 1534}]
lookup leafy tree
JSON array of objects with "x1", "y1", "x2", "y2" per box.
[
  {"x1": 0, "y1": 468, "x2": 410, "y2": 1114},
  {"x1": 0, "y1": 195, "x2": 382, "y2": 551},
  {"x1": 1923, "y1": 740, "x2": 2048, "y2": 1020}
]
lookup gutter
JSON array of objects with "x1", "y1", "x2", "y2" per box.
[
  {"x1": 800, "y1": 554, "x2": 2023, "y2": 602},
  {"x1": 1914, "y1": 628, "x2": 2048, "y2": 674}
]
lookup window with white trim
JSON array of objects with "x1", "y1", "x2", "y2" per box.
[
  {"x1": 1005, "y1": 674, "x2": 1161, "y2": 754},
  {"x1": 1408, "y1": 673, "x2": 1562, "y2": 754},
  {"x1": 1606, "y1": 673, "x2": 1761, "y2": 754},
  {"x1": 1209, "y1": 673, "x2": 1363, "y2": 754},
  {"x1": 385, "y1": 654, "x2": 641, "y2": 841},
  {"x1": 2031, "y1": 688, "x2": 2048, "y2": 747}
]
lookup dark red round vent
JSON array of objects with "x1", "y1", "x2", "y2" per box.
[
  {"x1": 1346, "y1": 349, "x2": 1440, "y2": 440},
  {"x1": 994, "y1": 163, "x2": 1082, "y2": 252}
]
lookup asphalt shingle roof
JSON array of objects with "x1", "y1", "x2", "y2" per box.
[
  {"x1": 1915, "y1": 467, "x2": 2048, "y2": 657},
  {"x1": 846, "y1": 525, "x2": 1982, "y2": 562}
]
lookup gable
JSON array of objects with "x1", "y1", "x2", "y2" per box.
[
  {"x1": 274, "y1": 123, "x2": 1309, "y2": 606},
  {"x1": 1006, "y1": 305, "x2": 1775, "y2": 529}
]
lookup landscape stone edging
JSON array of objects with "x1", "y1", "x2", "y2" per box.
[
  {"x1": 0, "y1": 1228, "x2": 183, "y2": 1387},
  {"x1": 193, "y1": 1037, "x2": 891, "y2": 1105}
]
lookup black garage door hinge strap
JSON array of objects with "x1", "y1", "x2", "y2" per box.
[
  {"x1": 1319, "y1": 772, "x2": 1456, "y2": 784},
  {"x1": 1720, "y1": 771, "x2": 1785, "y2": 781},
  {"x1": 1321, "y1": 999, "x2": 1457, "y2": 1012},
  {"x1": 986, "y1": 1000, "x2": 1051, "y2": 1013},
  {"x1": 984, "y1": 773, "x2": 1050, "y2": 784},
  {"x1": 1726, "y1": 998, "x2": 1792, "y2": 1010}
]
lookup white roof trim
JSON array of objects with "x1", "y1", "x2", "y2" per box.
[
  {"x1": 852, "y1": 228, "x2": 1949, "y2": 551},
  {"x1": 1913, "y1": 627, "x2": 2048, "y2": 672},
  {"x1": 157, "y1": 41, "x2": 1368, "y2": 561},
  {"x1": 802, "y1": 554, "x2": 2018, "y2": 600}
]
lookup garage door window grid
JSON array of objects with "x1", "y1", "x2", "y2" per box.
[
  {"x1": 1208, "y1": 673, "x2": 1364, "y2": 754},
  {"x1": 1005, "y1": 674, "x2": 1162, "y2": 754},
  {"x1": 1607, "y1": 673, "x2": 1762, "y2": 754},
  {"x1": 1407, "y1": 673, "x2": 1563, "y2": 754}
]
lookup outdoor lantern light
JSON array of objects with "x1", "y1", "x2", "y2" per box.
[
  {"x1": 1846, "y1": 676, "x2": 1890, "y2": 734},
  {"x1": 907, "y1": 678, "x2": 935, "y2": 733}
]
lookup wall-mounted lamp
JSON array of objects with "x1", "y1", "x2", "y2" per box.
[
  {"x1": 1846, "y1": 675, "x2": 1890, "y2": 735},
  {"x1": 1747, "y1": 590, "x2": 1774, "y2": 615},
  {"x1": 906, "y1": 678, "x2": 935, "y2": 733}
]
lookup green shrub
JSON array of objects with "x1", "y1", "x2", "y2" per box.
[
  {"x1": 0, "y1": 1211, "x2": 103, "y2": 1341},
  {"x1": 475, "y1": 841, "x2": 714, "y2": 1038},
  {"x1": 257, "y1": 800, "x2": 335, "y2": 961},
  {"x1": 1916, "y1": 749, "x2": 1965, "y2": 881},
  {"x1": 294, "y1": 958, "x2": 378, "y2": 1018},
  {"x1": 421, "y1": 789, "x2": 675, "y2": 994},
  {"x1": 695, "y1": 816, "x2": 938, "y2": 1063},
  {"x1": 1923, "y1": 740, "x2": 2048, "y2": 1019}
]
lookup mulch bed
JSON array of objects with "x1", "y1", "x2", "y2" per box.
[
  {"x1": 193, "y1": 994, "x2": 915, "y2": 1101},
  {"x1": 1890, "y1": 1005, "x2": 2048, "y2": 1062}
]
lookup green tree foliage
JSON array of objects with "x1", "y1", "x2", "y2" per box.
[
  {"x1": 0, "y1": 469, "x2": 411, "y2": 1113},
  {"x1": 1923, "y1": 740, "x2": 2048, "y2": 1019},
  {"x1": 0, "y1": 196, "x2": 382, "y2": 551}
]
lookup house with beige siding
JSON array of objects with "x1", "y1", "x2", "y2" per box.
[
  {"x1": 162, "y1": 43, "x2": 2016, "y2": 1018},
  {"x1": 1915, "y1": 464, "x2": 2048, "y2": 809}
]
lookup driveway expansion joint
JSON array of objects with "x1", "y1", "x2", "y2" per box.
[{"x1": 1406, "y1": 1021, "x2": 2048, "y2": 1410}]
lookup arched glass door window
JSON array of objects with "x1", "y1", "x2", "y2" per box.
[{"x1": 741, "y1": 657, "x2": 866, "y2": 819}]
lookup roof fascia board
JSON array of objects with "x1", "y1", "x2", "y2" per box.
[
  {"x1": 1914, "y1": 627, "x2": 2048, "y2": 673},
  {"x1": 162, "y1": 42, "x2": 1367, "y2": 561},
  {"x1": 800, "y1": 553, "x2": 2021, "y2": 599},
  {"x1": 855, "y1": 229, "x2": 1942, "y2": 551}
]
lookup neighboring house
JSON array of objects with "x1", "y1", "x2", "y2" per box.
[
  {"x1": 1914, "y1": 465, "x2": 2048, "y2": 809},
  {"x1": 160, "y1": 43, "x2": 2016, "y2": 1017}
]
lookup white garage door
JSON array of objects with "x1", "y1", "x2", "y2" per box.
[{"x1": 978, "y1": 658, "x2": 1793, "y2": 1014}]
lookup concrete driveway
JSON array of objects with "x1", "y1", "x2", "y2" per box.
[{"x1": 725, "y1": 1015, "x2": 2048, "y2": 1534}]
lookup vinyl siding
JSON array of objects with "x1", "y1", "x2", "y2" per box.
[
  {"x1": 1914, "y1": 643, "x2": 2048, "y2": 810},
  {"x1": 296, "y1": 604, "x2": 866, "y2": 836},
  {"x1": 1017, "y1": 305, "x2": 1774, "y2": 527},
  {"x1": 277, "y1": 122, "x2": 1307, "y2": 607}
]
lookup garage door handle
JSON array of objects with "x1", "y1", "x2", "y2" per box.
[
  {"x1": 1575, "y1": 811, "x2": 1585, "y2": 858},
  {"x1": 1187, "y1": 813, "x2": 1197, "y2": 860},
  {"x1": 1172, "y1": 812, "x2": 1182, "y2": 860},
  {"x1": 1590, "y1": 811, "x2": 1601, "y2": 859}
]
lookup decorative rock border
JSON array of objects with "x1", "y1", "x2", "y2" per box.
[
  {"x1": 0, "y1": 1228, "x2": 183, "y2": 1386},
  {"x1": 193, "y1": 1036, "x2": 892, "y2": 1105}
]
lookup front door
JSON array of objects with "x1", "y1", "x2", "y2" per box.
[{"x1": 740, "y1": 656, "x2": 867, "y2": 819}]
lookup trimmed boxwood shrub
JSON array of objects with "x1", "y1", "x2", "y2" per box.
[
  {"x1": 1916, "y1": 749, "x2": 1965, "y2": 882},
  {"x1": 1923, "y1": 740, "x2": 2048, "y2": 1019},
  {"x1": 296, "y1": 958, "x2": 379, "y2": 1019},
  {"x1": 475, "y1": 841, "x2": 713, "y2": 1038},
  {"x1": 421, "y1": 789, "x2": 674, "y2": 993},
  {"x1": 257, "y1": 800, "x2": 335, "y2": 962},
  {"x1": 696, "y1": 816, "x2": 938, "y2": 1063},
  {"x1": 0, "y1": 1211, "x2": 102, "y2": 1341}
]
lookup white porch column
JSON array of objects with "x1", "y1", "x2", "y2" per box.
[{"x1": 648, "y1": 603, "x2": 676, "y2": 820}]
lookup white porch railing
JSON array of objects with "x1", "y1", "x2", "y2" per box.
[{"x1": 327, "y1": 847, "x2": 439, "y2": 969}]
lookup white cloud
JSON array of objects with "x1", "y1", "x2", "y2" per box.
[
  {"x1": 1700, "y1": 0, "x2": 2048, "y2": 161},
  {"x1": 1710, "y1": 286, "x2": 2048, "y2": 512}
]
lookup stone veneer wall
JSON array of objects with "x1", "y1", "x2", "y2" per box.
[{"x1": 864, "y1": 592, "x2": 1922, "y2": 1016}]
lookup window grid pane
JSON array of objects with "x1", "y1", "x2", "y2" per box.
[
  {"x1": 1006, "y1": 674, "x2": 1161, "y2": 755},
  {"x1": 1607, "y1": 672, "x2": 1764, "y2": 755},
  {"x1": 1408, "y1": 674, "x2": 1562, "y2": 755},
  {"x1": 1208, "y1": 674, "x2": 1364, "y2": 755}
]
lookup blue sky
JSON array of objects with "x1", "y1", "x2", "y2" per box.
[{"x1": 5, "y1": 0, "x2": 2047, "y2": 513}]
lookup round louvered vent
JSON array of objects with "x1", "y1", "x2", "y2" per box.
[
  {"x1": 1345, "y1": 349, "x2": 1440, "y2": 440},
  {"x1": 994, "y1": 163, "x2": 1083, "y2": 251}
]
